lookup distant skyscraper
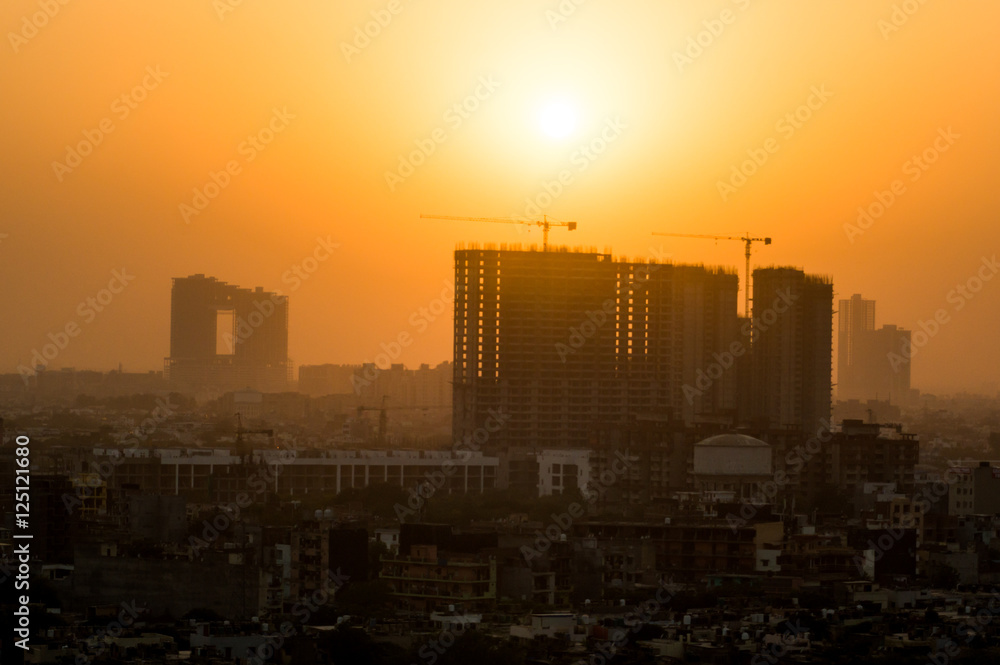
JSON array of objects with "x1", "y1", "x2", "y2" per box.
[
  {"x1": 867, "y1": 324, "x2": 911, "y2": 401},
  {"x1": 452, "y1": 246, "x2": 739, "y2": 451},
  {"x1": 166, "y1": 274, "x2": 289, "y2": 393},
  {"x1": 750, "y1": 267, "x2": 833, "y2": 432},
  {"x1": 838, "y1": 294, "x2": 875, "y2": 400},
  {"x1": 837, "y1": 293, "x2": 911, "y2": 403}
]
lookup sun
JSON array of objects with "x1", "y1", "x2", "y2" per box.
[{"x1": 538, "y1": 102, "x2": 578, "y2": 139}]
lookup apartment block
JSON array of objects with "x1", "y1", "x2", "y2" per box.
[
  {"x1": 750, "y1": 267, "x2": 833, "y2": 432},
  {"x1": 571, "y1": 520, "x2": 761, "y2": 580},
  {"x1": 837, "y1": 294, "x2": 911, "y2": 403},
  {"x1": 95, "y1": 448, "x2": 498, "y2": 502},
  {"x1": 381, "y1": 524, "x2": 499, "y2": 612},
  {"x1": 166, "y1": 274, "x2": 289, "y2": 394},
  {"x1": 453, "y1": 246, "x2": 739, "y2": 451},
  {"x1": 838, "y1": 293, "x2": 875, "y2": 400}
]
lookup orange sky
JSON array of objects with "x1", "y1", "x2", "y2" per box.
[{"x1": 1, "y1": 0, "x2": 998, "y2": 395}]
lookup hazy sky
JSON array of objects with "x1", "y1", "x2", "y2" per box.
[{"x1": 2, "y1": 1, "x2": 998, "y2": 395}]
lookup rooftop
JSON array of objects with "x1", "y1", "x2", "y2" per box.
[{"x1": 695, "y1": 433, "x2": 770, "y2": 448}]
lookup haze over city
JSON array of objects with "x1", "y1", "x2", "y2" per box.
[
  {"x1": 10, "y1": 3, "x2": 1000, "y2": 664},
  {"x1": 2, "y1": 0, "x2": 999, "y2": 394}
]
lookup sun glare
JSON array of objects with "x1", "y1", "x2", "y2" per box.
[{"x1": 538, "y1": 102, "x2": 578, "y2": 139}]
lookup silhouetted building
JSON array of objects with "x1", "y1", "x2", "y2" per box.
[
  {"x1": 92, "y1": 447, "x2": 498, "y2": 500},
  {"x1": 19, "y1": 368, "x2": 167, "y2": 399},
  {"x1": 863, "y1": 324, "x2": 911, "y2": 401},
  {"x1": 72, "y1": 545, "x2": 260, "y2": 618},
  {"x1": 291, "y1": 520, "x2": 368, "y2": 601},
  {"x1": 834, "y1": 420, "x2": 918, "y2": 496},
  {"x1": 589, "y1": 417, "x2": 917, "y2": 510},
  {"x1": 299, "y1": 361, "x2": 451, "y2": 406},
  {"x1": 590, "y1": 418, "x2": 692, "y2": 505},
  {"x1": 570, "y1": 519, "x2": 762, "y2": 580},
  {"x1": 382, "y1": 524, "x2": 498, "y2": 612},
  {"x1": 692, "y1": 433, "x2": 773, "y2": 501},
  {"x1": 750, "y1": 267, "x2": 833, "y2": 433},
  {"x1": 946, "y1": 462, "x2": 1000, "y2": 517},
  {"x1": 166, "y1": 274, "x2": 289, "y2": 394},
  {"x1": 0, "y1": 418, "x2": 13, "y2": 522},
  {"x1": 32, "y1": 474, "x2": 79, "y2": 564},
  {"x1": 298, "y1": 364, "x2": 359, "y2": 396},
  {"x1": 329, "y1": 526, "x2": 369, "y2": 585},
  {"x1": 838, "y1": 293, "x2": 875, "y2": 400},
  {"x1": 125, "y1": 494, "x2": 187, "y2": 543},
  {"x1": 623, "y1": 260, "x2": 742, "y2": 424},
  {"x1": 849, "y1": 528, "x2": 918, "y2": 584},
  {"x1": 452, "y1": 246, "x2": 739, "y2": 451},
  {"x1": 837, "y1": 294, "x2": 911, "y2": 403}
]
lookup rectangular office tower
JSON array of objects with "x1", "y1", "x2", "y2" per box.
[
  {"x1": 165, "y1": 274, "x2": 289, "y2": 394},
  {"x1": 750, "y1": 267, "x2": 833, "y2": 433},
  {"x1": 864, "y1": 324, "x2": 912, "y2": 401},
  {"x1": 837, "y1": 293, "x2": 876, "y2": 400},
  {"x1": 452, "y1": 246, "x2": 739, "y2": 451},
  {"x1": 837, "y1": 293, "x2": 911, "y2": 403}
]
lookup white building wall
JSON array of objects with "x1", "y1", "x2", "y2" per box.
[{"x1": 537, "y1": 449, "x2": 591, "y2": 497}]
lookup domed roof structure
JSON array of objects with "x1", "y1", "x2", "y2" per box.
[
  {"x1": 695, "y1": 433, "x2": 769, "y2": 448},
  {"x1": 693, "y1": 432, "x2": 773, "y2": 481}
]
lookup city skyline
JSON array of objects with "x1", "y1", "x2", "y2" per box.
[
  {"x1": 1, "y1": 2, "x2": 998, "y2": 395},
  {"x1": 5, "y1": 3, "x2": 1000, "y2": 662},
  {"x1": 6, "y1": 256, "x2": 993, "y2": 401}
]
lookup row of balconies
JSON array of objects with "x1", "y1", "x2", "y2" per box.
[
  {"x1": 659, "y1": 556, "x2": 753, "y2": 570},
  {"x1": 381, "y1": 571, "x2": 492, "y2": 584},
  {"x1": 388, "y1": 585, "x2": 495, "y2": 601},
  {"x1": 665, "y1": 545, "x2": 752, "y2": 556}
]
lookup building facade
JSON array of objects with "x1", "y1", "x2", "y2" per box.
[
  {"x1": 838, "y1": 293, "x2": 876, "y2": 400},
  {"x1": 93, "y1": 447, "x2": 499, "y2": 502},
  {"x1": 837, "y1": 294, "x2": 911, "y2": 403},
  {"x1": 750, "y1": 267, "x2": 833, "y2": 433},
  {"x1": 452, "y1": 246, "x2": 740, "y2": 451},
  {"x1": 166, "y1": 274, "x2": 289, "y2": 394}
]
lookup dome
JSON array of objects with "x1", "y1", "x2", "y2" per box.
[{"x1": 694, "y1": 433, "x2": 769, "y2": 448}]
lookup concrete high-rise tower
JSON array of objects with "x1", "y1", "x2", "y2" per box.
[
  {"x1": 836, "y1": 293, "x2": 911, "y2": 404},
  {"x1": 838, "y1": 293, "x2": 875, "y2": 400},
  {"x1": 750, "y1": 267, "x2": 833, "y2": 432},
  {"x1": 452, "y1": 246, "x2": 740, "y2": 451},
  {"x1": 867, "y1": 324, "x2": 911, "y2": 401},
  {"x1": 166, "y1": 274, "x2": 289, "y2": 394}
]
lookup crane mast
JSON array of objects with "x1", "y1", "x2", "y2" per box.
[
  {"x1": 421, "y1": 213, "x2": 577, "y2": 251},
  {"x1": 651, "y1": 231, "x2": 772, "y2": 317},
  {"x1": 356, "y1": 395, "x2": 450, "y2": 446}
]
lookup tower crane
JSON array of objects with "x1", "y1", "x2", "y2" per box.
[
  {"x1": 421, "y1": 213, "x2": 577, "y2": 251},
  {"x1": 233, "y1": 412, "x2": 274, "y2": 462},
  {"x1": 651, "y1": 231, "x2": 771, "y2": 317},
  {"x1": 356, "y1": 396, "x2": 390, "y2": 446},
  {"x1": 356, "y1": 395, "x2": 450, "y2": 446}
]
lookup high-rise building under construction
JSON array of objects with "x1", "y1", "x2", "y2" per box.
[
  {"x1": 452, "y1": 246, "x2": 741, "y2": 451},
  {"x1": 750, "y1": 267, "x2": 833, "y2": 432},
  {"x1": 166, "y1": 274, "x2": 289, "y2": 393}
]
